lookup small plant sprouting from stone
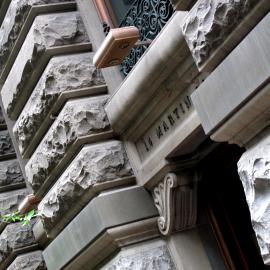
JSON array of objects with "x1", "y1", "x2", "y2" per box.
[{"x1": 1, "y1": 209, "x2": 38, "y2": 226}]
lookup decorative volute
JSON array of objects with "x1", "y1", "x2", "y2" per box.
[{"x1": 153, "y1": 171, "x2": 198, "y2": 235}]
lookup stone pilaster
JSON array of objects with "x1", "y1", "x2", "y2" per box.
[{"x1": 238, "y1": 130, "x2": 270, "y2": 265}]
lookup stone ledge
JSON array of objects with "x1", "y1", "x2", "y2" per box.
[
  {"x1": 25, "y1": 96, "x2": 113, "y2": 197},
  {"x1": 39, "y1": 140, "x2": 134, "y2": 238},
  {"x1": 0, "y1": 0, "x2": 11, "y2": 27},
  {"x1": 0, "y1": 130, "x2": 15, "y2": 161},
  {"x1": 192, "y1": 12, "x2": 270, "y2": 144},
  {"x1": 42, "y1": 186, "x2": 158, "y2": 270},
  {"x1": 1, "y1": 11, "x2": 90, "y2": 120},
  {"x1": 13, "y1": 52, "x2": 106, "y2": 158},
  {"x1": 0, "y1": 0, "x2": 76, "y2": 79},
  {"x1": 0, "y1": 159, "x2": 25, "y2": 192},
  {"x1": 0, "y1": 222, "x2": 38, "y2": 270},
  {"x1": 7, "y1": 250, "x2": 46, "y2": 270}
]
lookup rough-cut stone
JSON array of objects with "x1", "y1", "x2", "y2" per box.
[
  {"x1": 182, "y1": 0, "x2": 252, "y2": 67},
  {"x1": 238, "y1": 132, "x2": 270, "y2": 265},
  {"x1": 101, "y1": 245, "x2": 176, "y2": 270},
  {"x1": 14, "y1": 53, "x2": 105, "y2": 154},
  {"x1": 0, "y1": 0, "x2": 73, "y2": 74},
  {"x1": 0, "y1": 131, "x2": 15, "y2": 158},
  {"x1": 7, "y1": 250, "x2": 46, "y2": 270},
  {"x1": 1, "y1": 11, "x2": 89, "y2": 119},
  {"x1": 39, "y1": 140, "x2": 132, "y2": 232},
  {"x1": 0, "y1": 189, "x2": 28, "y2": 217},
  {"x1": 0, "y1": 108, "x2": 5, "y2": 126},
  {"x1": 0, "y1": 222, "x2": 36, "y2": 266},
  {"x1": 0, "y1": 160, "x2": 24, "y2": 188},
  {"x1": 25, "y1": 96, "x2": 110, "y2": 193}
]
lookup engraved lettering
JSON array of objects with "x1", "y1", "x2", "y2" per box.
[
  {"x1": 184, "y1": 96, "x2": 192, "y2": 109},
  {"x1": 168, "y1": 114, "x2": 175, "y2": 126},
  {"x1": 173, "y1": 108, "x2": 180, "y2": 119},
  {"x1": 179, "y1": 102, "x2": 185, "y2": 113},
  {"x1": 163, "y1": 121, "x2": 169, "y2": 132},
  {"x1": 156, "y1": 126, "x2": 163, "y2": 139}
]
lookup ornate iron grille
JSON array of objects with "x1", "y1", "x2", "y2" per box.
[{"x1": 119, "y1": 0, "x2": 174, "y2": 76}]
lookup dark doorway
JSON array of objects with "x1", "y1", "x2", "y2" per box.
[{"x1": 199, "y1": 143, "x2": 267, "y2": 270}]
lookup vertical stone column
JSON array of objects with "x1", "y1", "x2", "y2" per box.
[{"x1": 238, "y1": 129, "x2": 270, "y2": 265}]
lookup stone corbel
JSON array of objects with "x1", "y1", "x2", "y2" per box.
[{"x1": 153, "y1": 171, "x2": 197, "y2": 235}]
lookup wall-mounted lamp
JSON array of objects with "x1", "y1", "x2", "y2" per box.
[{"x1": 93, "y1": 26, "x2": 151, "y2": 69}]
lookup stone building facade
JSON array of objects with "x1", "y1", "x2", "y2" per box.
[{"x1": 0, "y1": 0, "x2": 269, "y2": 269}]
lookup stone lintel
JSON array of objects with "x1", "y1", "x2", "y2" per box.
[
  {"x1": 0, "y1": 0, "x2": 76, "y2": 81},
  {"x1": 42, "y1": 186, "x2": 158, "y2": 270},
  {"x1": 105, "y1": 11, "x2": 194, "y2": 135},
  {"x1": 191, "y1": 12, "x2": 270, "y2": 145},
  {"x1": 1, "y1": 11, "x2": 90, "y2": 120},
  {"x1": 25, "y1": 96, "x2": 112, "y2": 197},
  {"x1": 38, "y1": 140, "x2": 134, "y2": 238}
]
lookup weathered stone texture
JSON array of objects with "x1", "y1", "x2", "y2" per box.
[
  {"x1": 0, "y1": 222, "x2": 36, "y2": 265},
  {"x1": 39, "y1": 140, "x2": 132, "y2": 232},
  {"x1": 0, "y1": 131, "x2": 15, "y2": 157},
  {"x1": 0, "y1": 108, "x2": 5, "y2": 126},
  {"x1": 25, "y1": 96, "x2": 110, "y2": 193},
  {"x1": 101, "y1": 245, "x2": 176, "y2": 270},
  {"x1": 238, "y1": 134, "x2": 270, "y2": 265},
  {"x1": 14, "y1": 53, "x2": 105, "y2": 154},
  {"x1": 0, "y1": 160, "x2": 24, "y2": 188},
  {"x1": 0, "y1": 189, "x2": 28, "y2": 217},
  {"x1": 7, "y1": 251, "x2": 46, "y2": 270},
  {"x1": 1, "y1": 11, "x2": 89, "y2": 119},
  {"x1": 182, "y1": 0, "x2": 251, "y2": 67},
  {"x1": 0, "y1": 0, "x2": 73, "y2": 74}
]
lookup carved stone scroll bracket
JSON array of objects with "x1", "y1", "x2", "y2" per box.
[{"x1": 153, "y1": 171, "x2": 197, "y2": 235}]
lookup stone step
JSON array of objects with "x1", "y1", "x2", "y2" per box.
[
  {"x1": 0, "y1": 130, "x2": 15, "y2": 161},
  {"x1": 13, "y1": 52, "x2": 106, "y2": 158},
  {"x1": 0, "y1": 221, "x2": 38, "y2": 270},
  {"x1": 0, "y1": 159, "x2": 25, "y2": 192},
  {"x1": 39, "y1": 140, "x2": 134, "y2": 238},
  {"x1": 25, "y1": 96, "x2": 113, "y2": 198},
  {"x1": 0, "y1": 0, "x2": 76, "y2": 83},
  {"x1": 1, "y1": 11, "x2": 91, "y2": 120},
  {"x1": 7, "y1": 250, "x2": 46, "y2": 270}
]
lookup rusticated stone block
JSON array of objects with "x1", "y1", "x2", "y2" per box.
[
  {"x1": 0, "y1": 189, "x2": 28, "y2": 217},
  {"x1": 14, "y1": 52, "x2": 105, "y2": 155},
  {"x1": 25, "y1": 96, "x2": 111, "y2": 194},
  {"x1": 39, "y1": 140, "x2": 132, "y2": 233},
  {"x1": 0, "y1": 131, "x2": 15, "y2": 159},
  {"x1": 182, "y1": 0, "x2": 251, "y2": 68},
  {"x1": 238, "y1": 133, "x2": 270, "y2": 265},
  {"x1": 0, "y1": 0, "x2": 73, "y2": 74},
  {"x1": 7, "y1": 251, "x2": 46, "y2": 270},
  {"x1": 1, "y1": 11, "x2": 90, "y2": 120},
  {"x1": 0, "y1": 160, "x2": 24, "y2": 189},
  {"x1": 0, "y1": 222, "x2": 37, "y2": 269},
  {"x1": 101, "y1": 244, "x2": 176, "y2": 270}
]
